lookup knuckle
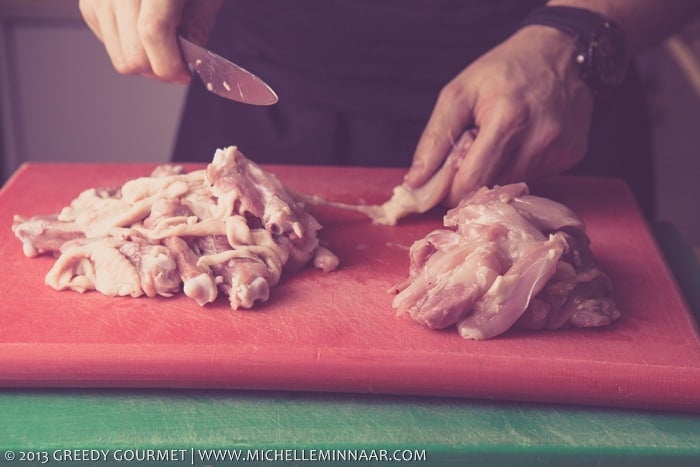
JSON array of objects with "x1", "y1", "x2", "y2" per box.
[
  {"x1": 137, "y1": 16, "x2": 172, "y2": 46},
  {"x1": 437, "y1": 80, "x2": 465, "y2": 104},
  {"x1": 112, "y1": 54, "x2": 149, "y2": 75},
  {"x1": 538, "y1": 118, "x2": 563, "y2": 146},
  {"x1": 496, "y1": 99, "x2": 530, "y2": 128},
  {"x1": 111, "y1": 59, "x2": 133, "y2": 75},
  {"x1": 523, "y1": 118, "x2": 563, "y2": 159}
]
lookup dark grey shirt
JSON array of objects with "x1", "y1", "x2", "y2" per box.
[{"x1": 173, "y1": 0, "x2": 653, "y2": 215}]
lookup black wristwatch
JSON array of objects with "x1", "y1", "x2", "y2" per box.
[{"x1": 520, "y1": 6, "x2": 630, "y2": 91}]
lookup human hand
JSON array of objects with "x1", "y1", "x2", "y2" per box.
[
  {"x1": 404, "y1": 26, "x2": 595, "y2": 207},
  {"x1": 78, "y1": 0, "x2": 222, "y2": 83}
]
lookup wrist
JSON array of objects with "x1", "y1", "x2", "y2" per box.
[
  {"x1": 520, "y1": 5, "x2": 630, "y2": 91},
  {"x1": 511, "y1": 26, "x2": 592, "y2": 98}
]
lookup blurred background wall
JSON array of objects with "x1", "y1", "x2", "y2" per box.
[{"x1": 1, "y1": 0, "x2": 699, "y2": 248}]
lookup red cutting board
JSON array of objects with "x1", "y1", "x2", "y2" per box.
[{"x1": 1, "y1": 163, "x2": 699, "y2": 412}]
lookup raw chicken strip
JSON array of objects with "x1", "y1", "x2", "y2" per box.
[
  {"x1": 297, "y1": 130, "x2": 476, "y2": 225},
  {"x1": 46, "y1": 238, "x2": 147, "y2": 297},
  {"x1": 457, "y1": 234, "x2": 567, "y2": 340},
  {"x1": 118, "y1": 240, "x2": 181, "y2": 298},
  {"x1": 393, "y1": 240, "x2": 505, "y2": 329},
  {"x1": 11, "y1": 214, "x2": 85, "y2": 257}
]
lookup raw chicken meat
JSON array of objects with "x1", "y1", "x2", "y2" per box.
[
  {"x1": 12, "y1": 146, "x2": 338, "y2": 309},
  {"x1": 391, "y1": 183, "x2": 620, "y2": 340},
  {"x1": 297, "y1": 130, "x2": 476, "y2": 226}
]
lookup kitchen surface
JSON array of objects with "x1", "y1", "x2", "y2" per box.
[{"x1": 1, "y1": 1, "x2": 699, "y2": 466}]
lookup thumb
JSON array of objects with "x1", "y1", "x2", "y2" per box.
[{"x1": 404, "y1": 87, "x2": 475, "y2": 188}]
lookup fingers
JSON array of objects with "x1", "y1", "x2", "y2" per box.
[
  {"x1": 446, "y1": 129, "x2": 507, "y2": 206},
  {"x1": 446, "y1": 102, "x2": 528, "y2": 206},
  {"x1": 79, "y1": 0, "x2": 148, "y2": 76},
  {"x1": 138, "y1": 0, "x2": 190, "y2": 83},
  {"x1": 78, "y1": 0, "x2": 190, "y2": 83},
  {"x1": 85, "y1": 1, "x2": 129, "y2": 73},
  {"x1": 493, "y1": 126, "x2": 552, "y2": 186},
  {"x1": 78, "y1": 0, "x2": 104, "y2": 41},
  {"x1": 404, "y1": 80, "x2": 474, "y2": 188},
  {"x1": 114, "y1": 0, "x2": 152, "y2": 76}
]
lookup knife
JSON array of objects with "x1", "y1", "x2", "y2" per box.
[{"x1": 177, "y1": 35, "x2": 279, "y2": 106}]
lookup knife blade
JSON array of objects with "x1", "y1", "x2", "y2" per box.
[{"x1": 177, "y1": 35, "x2": 278, "y2": 106}]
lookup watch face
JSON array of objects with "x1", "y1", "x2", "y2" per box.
[{"x1": 589, "y1": 23, "x2": 629, "y2": 87}]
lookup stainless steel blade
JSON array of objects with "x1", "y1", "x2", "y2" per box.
[{"x1": 178, "y1": 35, "x2": 278, "y2": 106}]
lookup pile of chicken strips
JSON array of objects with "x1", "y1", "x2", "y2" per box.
[
  {"x1": 12, "y1": 147, "x2": 338, "y2": 311},
  {"x1": 12, "y1": 145, "x2": 619, "y2": 339}
]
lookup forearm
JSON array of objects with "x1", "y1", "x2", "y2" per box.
[{"x1": 546, "y1": 0, "x2": 700, "y2": 52}]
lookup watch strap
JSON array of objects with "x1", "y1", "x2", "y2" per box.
[
  {"x1": 520, "y1": 6, "x2": 613, "y2": 41},
  {"x1": 519, "y1": 5, "x2": 629, "y2": 90}
]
